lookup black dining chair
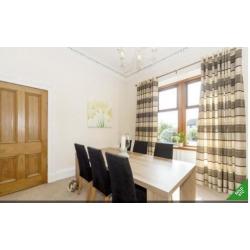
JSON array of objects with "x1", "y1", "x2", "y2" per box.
[
  {"x1": 87, "y1": 147, "x2": 111, "y2": 201},
  {"x1": 105, "y1": 152, "x2": 147, "y2": 203},
  {"x1": 154, "y1": 142, "x2": 173, "y2": 159},
  {"x1": 133, "y1": 140, "x2": 148, "y2": 154},
  {"x1": 74, "y1": 144, "x2": 93, "y2": 198}
]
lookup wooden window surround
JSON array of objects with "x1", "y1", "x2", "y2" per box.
[{"x1": 158, "y1": 75, "x2": 201, "y2": 151}]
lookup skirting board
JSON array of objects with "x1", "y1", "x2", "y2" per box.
[{"x1": 48, "y1": 167, "x2": 75, "y2": 183}]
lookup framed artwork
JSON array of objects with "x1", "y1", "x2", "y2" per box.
[{"x1": 87, "y1": 100, "x2": 112, "y2": 128}]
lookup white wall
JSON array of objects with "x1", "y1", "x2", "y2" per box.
[{"x1": 0, "y1": 48, "x2": 127, "y2": 182}]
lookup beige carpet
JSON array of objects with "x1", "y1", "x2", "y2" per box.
[{"x1": 0, "y1": 177, "x2": 228, "y2": 202}]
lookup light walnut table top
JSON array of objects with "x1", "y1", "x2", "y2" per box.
[{"x1": 102, "y1": 148, "x2": 196, "y2": 198}]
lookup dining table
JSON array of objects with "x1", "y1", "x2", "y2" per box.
[{"x1": 101, "y1": 147, "x2": 196, "y2": 202}]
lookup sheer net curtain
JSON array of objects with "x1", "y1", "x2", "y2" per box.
[
  {"x1": 135, "y1": 78, "x2": 159, "y2": 155},
  {"x1": 196, "y1": 48, "x2": 247, "y2": 193}
]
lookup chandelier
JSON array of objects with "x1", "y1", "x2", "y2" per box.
[{"x1": 117, "y1": 47, "x2": 158, "y2": 73}]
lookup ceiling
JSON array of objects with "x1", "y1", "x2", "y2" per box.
[{"x1": 69, "y1": 47, "x2": 186, "y2": 77}]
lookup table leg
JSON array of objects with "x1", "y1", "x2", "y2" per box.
[
  {"x1": 75, "y1": 154, "x2": 80, "y2": 189},
  {"x1": 147, "y1": 189, "x2": 172, "y2": 202},
  {"x1": 180, "y1": 168, "x2": 196, "y2": 201}
]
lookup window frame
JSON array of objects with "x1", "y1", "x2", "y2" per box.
[
  {"x1": 158, "y1": 75, "x2": 201, "y2": 148},
  {"x1": 158, "y1": 84, "x2": 179, "y2": 144},
  {"x1": 186, "y1": 79, "x2": 201, "y2": 109},
  {"x1": 158, "y1": 84, "x2": 178, "y2": 112}
]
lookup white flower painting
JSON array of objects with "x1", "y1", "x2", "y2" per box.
[{"x1": 87, "y1": 100, "x2": 112, "y2": 128}]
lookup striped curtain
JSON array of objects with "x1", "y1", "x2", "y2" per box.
[
  {"x1": 196, "y1": 48, "x2": 246, "y2": 193},
  {"x1": 135, "y1": 78, "x2": 158, "y2": 155}
]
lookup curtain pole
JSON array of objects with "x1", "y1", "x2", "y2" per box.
[{"x1": 135, "y1": 60, "x2": 201, "y2": 87}]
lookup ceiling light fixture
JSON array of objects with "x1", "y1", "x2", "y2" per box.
[
  {"x1": 152, "y1": 47, "x2": 157, "y2": 53},
  {"x1": 117, "y1": 48, "x2": 126, "y2": 70},
  {"x1": 117, "y1": 48, "x2": 125, "y2": 59},
  {"x1": 115, "y1": 47, "x2": 189, "y2": 75},
  {"x1": 137, "y1": 54, "x2": 142, "y2": 61},
  {"x1": 117, "y1": 47, "x2": 159, "y2": 71}
]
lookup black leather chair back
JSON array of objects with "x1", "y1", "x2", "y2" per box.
[
  {"x1": 154, "y1": 142, "x2": 173, "y2": 159},
  {"x1": 133, "y1": 140, "x2": 148, "y2": 154},
  {"x1": 74, "y1": 143, "x2": 92, "y2": 182},
  {"x1": 105, "y1": 153, "x2": 137, "y2": 202},
  {"x1": 87, "y1": 147, "x2": 111, "y2": 196}
]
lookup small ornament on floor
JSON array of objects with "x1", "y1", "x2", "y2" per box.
[{"x1": 68, "y1": 179, "x2": 78, "y2": 192}]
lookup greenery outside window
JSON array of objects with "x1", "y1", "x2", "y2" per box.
[{"x1": 158, "y1": 76, "x2": 201, "y2": 147}]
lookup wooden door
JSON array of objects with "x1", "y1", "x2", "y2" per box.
[{"x1": 0, "y1": 81, "x2": 48, "y2": 196}]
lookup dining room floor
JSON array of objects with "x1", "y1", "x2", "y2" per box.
[{"x1": 0, "y1": 177, "x2": 228, "y2": 202}]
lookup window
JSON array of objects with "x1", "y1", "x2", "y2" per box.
[
  {"x1": 187, "y1": 81, "x2": 201, "y2": 106},
  {"x1": 159, "y1": 88, "x2": 177, "y2": 110},
  {"x1": 158, "y1": 87, "x2": 178, "y2": 143},
  {"x1": 158, "y1": 76, "x2": 201, "y2": 147},
  {"x1": 186, "y1": 107, "x2": 199, "y2": 146},
  {"x1": 186, "y1": 81, "x2": 201, "y2": 146},
  {"x1": 158, "y1": 110, "x2": 178, "y2": 143}
]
